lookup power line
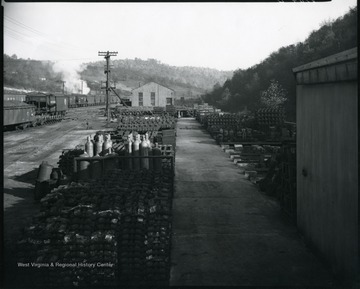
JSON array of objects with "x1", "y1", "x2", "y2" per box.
[
  {"x1": 4, "y1": 33, "x2": 31, "y2": 47},
  {"x1": 3, "y1": 57, "x2": 101, "y2": 63},
  {"x1": 4, "y1": 15, "x2": 49, "y2": 37},
  {"x1": 4, "y1": 25, "x2": 34, "y2": 38},
  {"x1": 4, "y1": 15, "x2": 84, "y2": 51},
  {"x1": 4, "y1": 25, "x2": 70, "y2": 54}
]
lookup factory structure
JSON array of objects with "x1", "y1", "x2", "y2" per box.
[{"x1": 131, "y1": 82, "x2": 175, "y2": 107}]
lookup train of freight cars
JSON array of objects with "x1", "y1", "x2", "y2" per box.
[{"x1": 3, "y1": 92, "x2": 121, "y2": 130}]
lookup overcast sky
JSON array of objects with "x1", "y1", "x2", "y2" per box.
[{"x1": 3, "y1": 1, "x2": 357, "y2": 71}]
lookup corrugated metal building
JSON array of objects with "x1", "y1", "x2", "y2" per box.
[
  {"x1": 293, "y1": 47, "x2": 358, "y2": 284},
  {"x1": 131, "y1": 82, "x2": 175, "y2": 107}
]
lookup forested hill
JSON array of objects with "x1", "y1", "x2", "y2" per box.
[
  {"x1": 3, "y1": 54, "x2": 232, "y2": 98},
  {"x1": 83, "y1": 58, "x2": 232, "y2": 91},
  {"x1": 203, "y1": 6, "x2": 357, "y2": 122}
]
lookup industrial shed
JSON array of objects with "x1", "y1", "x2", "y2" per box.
[
  {"x1": 293, "y1": 47, "x2": 358, "y2": 284},
  {"x1": 131, "y1": 82, "x2": 175, "y2": 107}
]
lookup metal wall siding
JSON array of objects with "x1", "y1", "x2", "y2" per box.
[
  {"x1": 297, "y1": 83, "x2": 358, "y2": 279},
  {"x1": 295, "y1": 47, "x2": 358, "y2": 281},
  {"x1": 347, "y1": 62, "x2": 357, "y2": 79}
]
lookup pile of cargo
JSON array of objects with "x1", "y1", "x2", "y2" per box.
[
  {"x1": 205, "y1": 113, "x2": 239, "y2": 127},
  {"x1": 256, "y1": 108, "x2": 285, "y2": 127},
  {"x1": 117, "y1": 115, "x2": 176, "y2": 131},
  {"x1": 55, "y1": 130, "x2": 176, "y2": 191},
  {"x1": 113, "y1": 106, "x2": 177, "y2": 118},
  {"x1": 11, "y1": 98, "x2": 178, "y2": 287},
  {"x1": 16, "y1": 167, "x2": 174, "y2": 287},
  {"x1": 196, "y1": 112, "x2": 265, "y2": 143},
  {"x1": 221, "y1": 141, "x2": 296, "y2": 220},
  {"x1": 165, "y1": 105, "x2": 176, "y2": 115},
  {"x1": 258, "y1": 142, "x2": 297, "y2": 219},
  {"x1": 113, "y1": 106, "x2": 153, "y2": 117},
  {"x1": 194, "y1": 103, "x2": 217, "y2": 122},
  {"x1": 58, "y1": 147, "x2": 85, "y2": 178}
]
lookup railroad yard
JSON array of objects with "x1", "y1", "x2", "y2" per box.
[
  {"x1": 4, "y1": 106, "x2": 107, "y2": 285},
  {"x1": 3, "y1": 1, "x2": 359, "y2": 287},
  {"x1": 2, "y1": 49, "x2": 358, "y2": 288},
  {"x1": 1, "y1": 100, "x2": 334, "y2": 288}
]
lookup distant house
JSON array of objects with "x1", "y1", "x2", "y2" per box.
[{"x1": 131, "y1": 82, "x2": 175, "y2": 107}]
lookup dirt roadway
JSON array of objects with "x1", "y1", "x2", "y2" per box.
[
  {"x1": 3, "y1": 106, "x2": 113, "y2": 286},
  {"x1": 170, "y1": 118, "x2": 334, "y2": 287}
]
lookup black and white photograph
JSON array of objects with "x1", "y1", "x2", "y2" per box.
[{"x1": 2, "y1": 1, "x2": 358, "y2": 288}]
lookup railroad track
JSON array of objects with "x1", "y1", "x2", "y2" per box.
[{"x1": 3, "y1": 120, "x2": 85, "y2": 170}]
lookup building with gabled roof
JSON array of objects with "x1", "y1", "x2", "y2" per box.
[{"x1": 131, "y1": 82, "x2": 175, "y2": 107}]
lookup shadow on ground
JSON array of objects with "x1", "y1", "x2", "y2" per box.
[
  {"x1": 4, "y1": 186, "x2": 41, "y2": 289},
  {"x1": 10, "y1": 168, "x2": 38, "y2": 185}
]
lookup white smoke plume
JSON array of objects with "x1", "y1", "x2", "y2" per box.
[{"x1": 52, "y1": 61, "x2": 90, "y2": 94}]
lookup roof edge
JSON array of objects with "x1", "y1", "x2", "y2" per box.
[
  {"x1": 293, "y1": 47, "x2": 357, "y2": 73},
  {"x1": 131, "y1": 81, "x2": 175, "y2": 92}
]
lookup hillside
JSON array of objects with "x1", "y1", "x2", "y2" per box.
[
  {"x1": 3, "y1": 54, "x2": 232, "y2": 99},
  {"x1": 203, "y1": 6, "x2": 357, "y2": 121},
  {"x1": 81, "y1": 58, "x2": 233, "y2": 99}
]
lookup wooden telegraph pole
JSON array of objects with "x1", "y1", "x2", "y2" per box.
[{"x1": 98, "y1": 51, "x2": 118, "y2": 123}]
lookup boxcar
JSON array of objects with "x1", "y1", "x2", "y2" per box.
[
  {"x1": 87, "y1": 95, "x2": 95, "y2": 106},
  {"x1": 53, "y1": 95, "x2": 68, "y2": 114},
  {"x1": 75, "y1": 94, "x2": 87, "y2": 107},
  {"x1": 94, "y1": 95, "x2": 101, "y2": 105},
  {"x1": 4, "y1": 100, "x2": 36, "y2": 128},
  {"x1": 68, "y1": 95, "x2": 77, "y2": 108},
  {"x1": 25, "y1": 92, "x2": 68, "y2": 115}
]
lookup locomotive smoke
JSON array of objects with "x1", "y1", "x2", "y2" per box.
[{"x1": 52, "y1": 61, "x2": 90, "y2": 94}]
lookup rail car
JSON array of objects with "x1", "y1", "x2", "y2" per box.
[
  {"x1": 4, "y1": 93, "x2": 26, "y2": 102},
  {"x1": 25, "y1": 92, "x2": 68, "y2": 116},
  {"x1": 68, "y1": 93, "x2": 108, "y2": 107},
  {"x1": 3, "y1": 91, "x2": 124, "y2": 130},
  {"x1": 4, "y1": 100, "x2": 66, "y2": 130},
  {"x1": 3, "y1": 100, "x2": 37, "y2": 130}
]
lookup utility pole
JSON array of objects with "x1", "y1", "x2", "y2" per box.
[{"x1": 98, "y1": 51, "x2": 118, "y2": 123}]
